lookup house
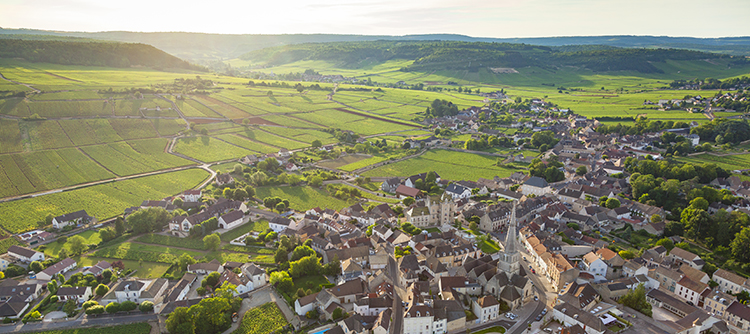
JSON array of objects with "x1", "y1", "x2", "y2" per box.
[
  {"x1": 445, "y1": 183, "x2": 471, "y2": 199},
  {"x1": 56, "y1": 286, "x2": 92, "y2": 304},
  {"x1": 182, "y1": 189, "x2": 202, "y2": 202},
  {"x1": 240, "y1": 263, "x2": 267, "y2": 289},
  {"x1": 164, "y1": 273, "x2": 197, "y2": 302},
  {"x1": 0, "y1": 282, "x2": 41, "y2": 303},
  {"x1": 725, "y1": 301, "x2": 750, "y2": 332},
  {"x1": 395, "y1": 185, "x2": 423, "y2": 199},
  {"x1": 0, "y1": 299, "x2": 29, "y2": 319},
  {"x1": 676, "y1": 276, "x2": 709, "y2": 306},
  {"x1": 372, "y1": 309, "x2": 391, "y2": 334},
  {"x1": 353, "y1": 296, "x2": 392, "y2": 316},
  {"x1": 580, "y1": 252, "x2": 608, "y2": 281},
  {"x1": 295, "y1": 292, "x2": 319, "y2": 316},
  {"x1": 472, "y1": 295, "x2": 500, "y2": 323},
  {"x1": 83, "y1": 260, "x2": 111, "y2": 276},
  {"x1": 285, "y1": 163, "x2": 298, "y2": 172},
  {"x1": 216, "y1": 270, "x2": 253, "y2": 295},
  {"x1": 100, "y1": 278, "x2": 169, "y2": 305},
  {"x1": 329, "y1": 278, "x2": 366, "y2": 304},
  {"x1": 669, "y1": 247, "x2": 704, "y2": 270},
  {"x1": 215, "y1": 173, "x2": 234, "y2": 186},
  {"x1": 404, "y1": 172, "x2": 441, "y2": 188},
  {"x1": 7, "y1": 245, "x2": 44, "y2": 263},
  {"x1": 520, "y1": 176, "x2": 551, "y2": 196},
  {"x1": 712, "y1": 269, "x2": 748, "y2": 294},
  {"x1": 218, "y1": 211, "x2": 244, "y2": 230},
  {"x1": 36, "y1": 258, "x2": 77, "y2": 281},
  {"x1": 703, "y1": 289, "x2": 734, "y2": 318},
  {"x1": 52, "y1": 210, "x2": 91, "y2": 229},
  {"x1": 278, "y1": 148, "x2": 291, "y2": 158},
  {"x1": 187, "y1": 259, "x2": 224, "y2": 275},
  {"x1": 269, "y1": 216, "x2": 292, "y2": 232},
  {"x1": 553, "y1": 302, "x2": 606, "y2": 334},
  {"x1": 381, "y1": 178, "x2": 400, "y2": 193}
]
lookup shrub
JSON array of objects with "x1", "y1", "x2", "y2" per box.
[
  {"x1": 82, "y1": 301, "x2": 98, "y2": 310},
  {"x1": 139, "y1": 301, "x2": 154, "y2": 313},
  {"x1": 86, "y1": 305, "x2": 105, "y2": 315}
]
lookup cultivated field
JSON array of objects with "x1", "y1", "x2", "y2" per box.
[{"x1": 362, "y1": 150, "x2": 517, "y2": 181}]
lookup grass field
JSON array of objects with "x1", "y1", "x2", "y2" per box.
[
  {"x1": 78, "y1": 256, "x2": 171, "y2": 279},
  {"x1": 254, "y1": 186, "x2": 355, "y2": 211},
  {"x1": 42, "y1": 230, "x2": 102, "y2": 256},
  {"x1": 82, "y1": 138, "x2": 194, "y2": 176},
  {"x1": 232, "y1": 302, "x2": 287, "y2": 334},
  {"x1": 220, "y1": 220, "x2": 269, "y2": 242},
  {"x1": 174, "y1": 135, "x2": 253, "y2": 162},
  {"x1": 0, "y1": 148, "x2": 114, "y2": 198},
  {"x1": 676, "y1": 153, "x2": 750, "y2": 171},
  {"x1": 93, "y1": 242, "x2": 205, "y2": 263},
  {"x1": 134, "y1": 233, "x2": 206, "y2": 250},
  {"x1": 316, "y1": 154, "x2": 372, "y2": 169},
  {"x1": 363, "y1": 149, "x2": 517, "y2": 181},
  {"x1": 0, "y1": 168, "x2": 209, "y2": 233}
]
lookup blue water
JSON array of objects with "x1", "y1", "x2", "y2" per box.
[{"x1": 309, "y1": 329, "x2": 329, "y2": 334}]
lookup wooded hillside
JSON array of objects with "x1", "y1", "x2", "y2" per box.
[{"x1": 0, "y1": 39, "x2": 205, "y2": 71}]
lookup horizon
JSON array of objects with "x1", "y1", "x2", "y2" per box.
[
  {"x1": 3, "y1": 27, "x2": 750, "y2": 40},
  {"x1": 1, "y1": 0, "x2": 749, "y2": 39}
]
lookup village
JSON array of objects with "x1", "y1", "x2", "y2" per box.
[{"x1": 1, "y1": 99, "x2": 750, "y2": 334}]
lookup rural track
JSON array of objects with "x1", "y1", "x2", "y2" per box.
[{"x1": 0, "y1": 72, "x2": 40, "y2": 93}]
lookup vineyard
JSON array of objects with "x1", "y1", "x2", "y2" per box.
[
  {"x1": 232, "y1": 302, "x2": 287, "y2": 334},
  {"x1": 82, "y1": 138, "x2": 193, "y2": 176},
  {"x1": 173, "y1": 136, "x2": 252, "y2": 162},
  {"x1": 31, "y1": 323, "x2": 152, "y2": 334},
  {"x1": 135, "y1": 233, "x2": 206, "y2": 250}
]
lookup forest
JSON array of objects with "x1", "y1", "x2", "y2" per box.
[
  {"x1": 0, "y1": 39, "x2": 206, "y2": 71},
  {"x1": 240, "y1": 40, "x2": 732, "y2": 74}
]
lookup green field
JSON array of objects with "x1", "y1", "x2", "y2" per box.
[
  {"x1": 78, "y1": 256, "x2": 171, "y2": 279},
  {"x1": 0, "y1": 148, "x2": 114, "y2": 198},
  {"x1": 362, "y1": 150, "x2": 517, "y2": 181},
  {"x1": 254, "y1": 186, "x2": 355, "y2": 211},
  {"x1": 135, "y1": 233, "x2": 206, "y2": 250},
  {"x1": 317, "y1": 154, "x2": 372, "y2": 169},
  {"x1": 82, "y1": 138, "x2": 194, "y2": 176},
  {"x1": 41, "y1": 230, "x2": 102, "y2": 256},
  {"x1": 174, "y1": 135, "x2": 253, "y2": 162},
  {"x1": 0, "y1": 168, "x2": 209, "y2": 233},
  {"x1": 220, "y1": 220, "x2": 269, "y2": 242},
  {"x1": 676, "y1": 153, "x2": 750, "y2": 171},
  {"x1": 232, "y1": 302, "x2": 288, "y2": 334},
  {"x1": 58, "y1": 119, "x2": 123, "y2": 146},
  {"x1": 93, "y1": 242, "x2": 205, "y2": 263}
]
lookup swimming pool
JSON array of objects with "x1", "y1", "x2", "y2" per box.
[{"x1": 309, "y1": 328, "x2": 330, "y2": 334}]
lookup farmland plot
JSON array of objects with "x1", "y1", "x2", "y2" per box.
[
  {"x1": 174, "y1": 136, "x2": 253, "y2": 162},
  {"x1": 83, "y1": 138, "x2": 194, "y2": 176}
]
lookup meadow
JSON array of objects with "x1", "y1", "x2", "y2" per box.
[
  {"x1": 0, "y1": 168, "x2": 209, "y2": 233},
  {"x1": 362, "y1": 149, "x2": 517, "y2": 181},
  {"x1": 254, "y1": 186, "x2": 356, "y2": 211},
  {"x1": 93, "y1": 242, "x2": 205, "y2": 263},
  {"x1": 42, "y1": 230, "x2": 103, "y2": 256}
]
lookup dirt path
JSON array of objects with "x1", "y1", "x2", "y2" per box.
[{"x1": 0, "y1": 72, "x2": 40, "y2": 93}]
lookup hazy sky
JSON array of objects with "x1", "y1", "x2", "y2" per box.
[{"x1": 1, "y1": 0, "x2": 748, "y2": 38}]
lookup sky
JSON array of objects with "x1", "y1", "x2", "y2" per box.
[{"x1": 1, "y1": 0, "x2": 749, "y2": 38}]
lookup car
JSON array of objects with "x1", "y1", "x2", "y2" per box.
[
  {"x1": 544, "y1": 329, "x2": 553, "y2": 333},
  {"x1": 536, "y1": 315, "x2": 542, "y2": 321},
  {"x1": 531, "y1": 268, "x2": 536, "y2": 274},
  {"x1": 529, "y1": 265, "x2": 532, "y2": 269},
  {"x1": 541, "y1": 309, "x2": 547, "y2": 315},
  {"x1": 534, "y1": 296, "x2": 539, "y2": 301},
  {"x1": 523, "y1": 256, "x2": 527, "y2": 261}
]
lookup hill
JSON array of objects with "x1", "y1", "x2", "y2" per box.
[
  {"x1": 239, "y1": 40, "x2": 744, "y2": 74},
  {"x1": 0, "y1": 39, "x2": 206, "y2": 71},
  {"x1": 1, "y1": 28, "x2": 750, "y2": 60}
]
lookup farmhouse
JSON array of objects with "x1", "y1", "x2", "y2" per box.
[
  {"x1": 218, "y1": 211, "x2": 244, "y2": 230},
  {"x1": 395, "y1": 185, "x2": 423, "y2": 199},
  {"x1": 215, "y1": 173, "x2": 234, "y2": 186},
  {"x1": 520, "y1": 177, "x2": 550, "y2": 196},
  {"x1": 52, "y1": 210, "x2": 91, "y2": 229},
  {"x1": 101, "y1": 278, "x2": 169, "y2": 305},
  {"x1": 182, "y1": 189, "x2": 202, "y2": 202},
  {"x1": 187, "y1": 259, "x2": 224, "y2": 275},
  {"x1": 7, "y1": 245, "x2": 44, "y2": 263},
  {"x1": 36, "y1": 258, "x2": 77, "y2": 281},
  {"x1": 56, "y1": 286, "x2": 92, "y2": 303}
]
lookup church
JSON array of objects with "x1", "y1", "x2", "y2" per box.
[{"x1": 456, "y1": 202, "x2": 536, "y2": 311}]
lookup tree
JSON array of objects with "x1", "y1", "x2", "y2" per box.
[
  {"x1": 291, "y1": 245, "x2": 316, "y2": 261},
  {"x1": 270, "y1": 271, "x2": 293, "y2": 292},
  {"x1": 275, "y1": 248, "x2": 289, "y2": 264},
  {"x1": 731, "y1": 226, "x2": 750, "y2": 262},
  {"x1": 120, "y1": 300, "x2": 137, "y2": 312},
  {"x1": 105, "y1": 302, "x2": 120, "y2": 314},
  {"x1": 275, "y1": 202, "x2": 287, "y2": 213},
  {"x1": 29, "y1": 261, "x2": 43, "y2": 273},
  {"x1": 196, "y1": 286, "x2": 207, "y2": 296},
  {"x1": 575, "y1": 166, "x2": 587, "y2": 176},
  {"x1": 402, "y1": 197, "x2": 415, "y2": 206},
  {"x1": 311, "y1": 139, "x2": 322, "y2": 148},
  {"x1": 323, "y1": 256, "x2": 342, "y2": 276},
  {"x1": 57, "y1": 248, "x2": 68, "y2": 260},
  {"x1": 173, "y1": 197, "x2": 184, "y2": 207},
  {"x1": 57, "y1": 236, "x2": 68, "y2": 244},
  {"x1": 651, "y1": 214, "x2": 663, "y2": 223},
  {"x1": 127, "y1": 207, "x2": 171, "y2": 234},
  {"x1": 655, "y1": 238, "x2": 674, "y2": 251},
  {"x1": 68, "y1": 235, "x2": 88, "y2": 255},
  {"x1": 85, "y1": 305, "x2": 104, "y2": 315},
  {"x1": 139, "y1": 300, "x2": 154, "y2": 313},
  {"x1": 619, "y1": 283, "x2": 651, "y2": 316},
  {"x1": 469, "y1": 221, "x2": 478, "y2": 231},
  {"x1": 289, "y1": 255, "x2": 322, "y2": 278},
  {"x1": 619, "y1": 250, "x2": 635, "y2": 260},
  {"x1": 332, "y1": 307, "x2": 344, "y2": 320},
  {"x1": 166, "y1": 307, "x2": 195, "y2": 334},
  {"x1": 95, "y1": 284, "x2": 109, "y2": 297},
  {"x1": 605, "y1": 198, "x2": 621, "y2": 209},
  {"x1": 203, "y1": 234, "x2": 221, "y2": 251},
  {"x1": 82, "y1": 301, "x2": 98, "y2": 310},
  {"x1": 45, "y1": 214, "x2": 54, "y2": 226},
  {"x1": 202, "y1": 271, "x2": 221, "y2": 289},
  {"x1": 178, "y1": 253, "x2": 197, "y2": 270}
]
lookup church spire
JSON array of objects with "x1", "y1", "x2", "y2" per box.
[{"x1": 504, "y1": 201, "x2": 519, "y2": 254}]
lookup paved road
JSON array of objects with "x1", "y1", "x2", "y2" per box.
[
  {"x1": 387, "y1": 256, "x2": 403, "y2": 334},
  {"x1": 0, "y1": 314, "x2": 156, "y2": 334}
]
